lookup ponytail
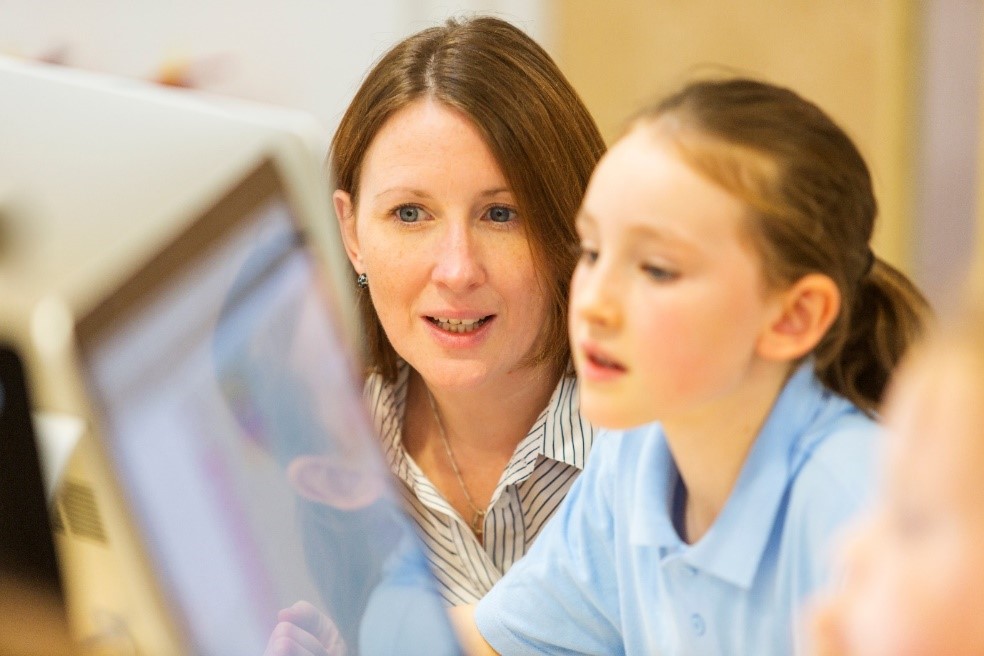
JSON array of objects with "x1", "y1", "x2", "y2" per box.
[{"x1": 815, "y1": 258, "x2": 931, "y2": 414}]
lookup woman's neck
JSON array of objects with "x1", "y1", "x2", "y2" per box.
[
  {"x1": 401, "y1": 363, "x2": 559, "y2": 521},
  {"x1": 664, "y1": 361, "x2": 791, "y2": 545},
  {"x1": 409, "y1": 365, "x2": 559, "y2": 455}
]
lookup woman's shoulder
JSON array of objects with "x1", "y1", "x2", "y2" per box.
[{"x1": 363, "y1": 362, "x2": 411, "y2": 436}]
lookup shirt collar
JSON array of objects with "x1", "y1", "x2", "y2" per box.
[
  {"x1": 365, "y1": 362, "x2": 594, "y2": 487},
  {"x1": 631, "y1": 362, "x2": 838, "y2": 589}
]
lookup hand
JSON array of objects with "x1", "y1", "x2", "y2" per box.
[
  {"x1": 264, "y1": 600, "x2": 348, "y2": 656},
  {"x1": 447, "y1": 605, "x2": 498, "y2": 656}
]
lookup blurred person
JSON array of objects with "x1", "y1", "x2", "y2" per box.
[{"x1": 809, "y1": 292, "x2": 984, "y2": 656}]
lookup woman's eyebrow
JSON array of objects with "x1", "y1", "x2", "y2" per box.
[
  {"x1": 372, "y1": 187, "x2": 512, "y2": 202},
  {"x1": 372, "y1": 187, "x2": 435, "y2": 202},
  {"x1": 476, "y1": 187, "x2": 513, "y2": 198}
]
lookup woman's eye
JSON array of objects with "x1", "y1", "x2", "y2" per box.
[
  {"x1": 396, "y1": 205, "x2": 424, "y2": 223},
  {"x1": 486, "y1": 206, "x2": 517, "y2": 223}
]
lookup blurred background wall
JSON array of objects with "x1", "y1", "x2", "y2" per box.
[{"x1": 1, "y1": 0, "x2": 982, "y2": 309}]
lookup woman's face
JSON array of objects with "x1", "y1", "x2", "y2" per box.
[{"x1": 335, "y1": 99, "x2": 550, "y2": 392}]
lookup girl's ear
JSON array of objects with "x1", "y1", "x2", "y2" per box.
[
  {"x1": 333, "y1": 190, "x2": 364, "y2": 275},
  {"x1": 757, "y1": 273, "x2": 841, "y2": 362}
]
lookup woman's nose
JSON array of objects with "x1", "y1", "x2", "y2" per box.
[{"x1": 431, "y1": 222, "x2": 486, "y2": 291}]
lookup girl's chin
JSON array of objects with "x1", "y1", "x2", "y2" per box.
[{"x1": 580, "y1": 401, "x2": 654, "y2": 431}]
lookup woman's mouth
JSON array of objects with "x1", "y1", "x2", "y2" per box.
[{"x1": 426, "y1": 315, "x2": 494, "y2": 334}]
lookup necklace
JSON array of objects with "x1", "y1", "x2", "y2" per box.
[{"x1": 425, "y1": 389, "x2": 486, "y2": 538}]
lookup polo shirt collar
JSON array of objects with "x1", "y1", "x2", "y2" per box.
[{"x1": 631, "y1": 362, "x2": 827, "y2": 589}]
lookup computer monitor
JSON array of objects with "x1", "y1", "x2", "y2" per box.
[
  {"x1": 0, "y1": 343, "x2": 75, "y2": 655},
  {"x1": 0, "y1": 56, "x2": 460, "y2": 654}
]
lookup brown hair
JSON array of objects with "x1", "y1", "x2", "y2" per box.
[
  {"x1": 633, "y1": 78, "x2": 930, "y2": 413},
  {"x1": 330, "y1": 16, "x2": 605, "y2": 381}
]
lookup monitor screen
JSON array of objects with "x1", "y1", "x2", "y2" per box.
[{"x1": 76, "y1": 168, "x2": 459, "y2": 655}]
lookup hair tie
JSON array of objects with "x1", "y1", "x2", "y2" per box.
[{"x1": 862, "y1": 248, "x2": 875, "y2": 279}]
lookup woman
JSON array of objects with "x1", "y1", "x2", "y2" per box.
[{"x1": 331, "y1": 16, "x2": 606, "y2": 606}]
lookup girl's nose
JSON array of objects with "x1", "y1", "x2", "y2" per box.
[{"x1": 571, "y1": 260, "x2": 621, "y2": 331}]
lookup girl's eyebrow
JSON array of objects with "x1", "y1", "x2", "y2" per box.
[
  {"x1": 576, "y1": 209, "x2": 696, "y2": 250},
  {"x1": 625, "y1": 223, "x2": 695, "y2": 249},
  {"x1": 574, "y1": 210, "x2": 597, "y2": 232}
]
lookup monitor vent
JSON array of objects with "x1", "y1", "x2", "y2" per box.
[
  {"x1": 57, "y1": 480, "x2": 107, "y2": 543},
  {"x1": 50, "y1": 500, "x2": 65, "y2": 534}
]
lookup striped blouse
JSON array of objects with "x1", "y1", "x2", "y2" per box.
[{"x1": 364, "y1": 362, "x2": 595, "y2": 606}]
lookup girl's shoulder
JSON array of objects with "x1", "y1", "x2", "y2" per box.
[
  {"x1": 586, "y1": 423, "x2": 672, "y2": 482},
  {"x1": 783, "y1": 406, "x2": 878, "y2": 553},
  {"x1": 791, "y1": 397, "x2": 878, "y2": 496}
]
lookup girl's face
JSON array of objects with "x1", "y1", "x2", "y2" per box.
[
  {"x1": 813, "y1": 347, "x2": 984, "y2": 656},
  {"x1": 569, "y1": 128, "x2": 779, "y2": 429},
  {"x1": 335, "y1": 99, "x2": 550, "y2": 392}
]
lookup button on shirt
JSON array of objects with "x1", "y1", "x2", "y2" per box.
[
  {"x1": 475, "y1": 364, "x2": 877, "y2": 655},
  {"x1": 365, "y1": 362, "x2": 594, "y2": 606}
]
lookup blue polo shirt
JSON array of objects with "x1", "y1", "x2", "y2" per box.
[{"x1": 474, "y1": 364, "x2": 876, "y2": 655}]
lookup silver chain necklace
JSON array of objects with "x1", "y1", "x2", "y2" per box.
[{"x1": 425, "y1": 388, "x2": 486, "y2": 538}]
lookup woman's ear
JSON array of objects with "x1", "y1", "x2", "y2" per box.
[
  {"x1": 757, "y1": 273, "x2": 841, "y2": 362},
  {"x1": 333, "y1": 190, "x2": 364, "y2": 275}
]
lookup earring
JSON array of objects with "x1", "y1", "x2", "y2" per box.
[{"x1": 356, "y1": 273, "x2": 368, "y2": 289}]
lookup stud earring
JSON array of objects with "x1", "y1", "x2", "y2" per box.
[{"x1": 356, "y1": 272, "x2": 368, "y2": 289}]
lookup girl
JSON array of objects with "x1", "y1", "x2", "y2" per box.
[
  {"x1": 455, "y1": 79, "x2": 929, "y2": 655},
  {"x1": 809, "y1": 290, "x2": 984, "y2": 656}
]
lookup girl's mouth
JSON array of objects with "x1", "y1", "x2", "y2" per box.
[{"x1": 587, "y1": 350, "x2": 626, "y2": 372}]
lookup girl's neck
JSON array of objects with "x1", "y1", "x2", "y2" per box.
[{"x1": 664, "y1": 361, "x2": 791, "y2": 544}]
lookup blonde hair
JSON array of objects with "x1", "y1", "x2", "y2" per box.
[
  {"x1": 634, "y1": 78, "x2": 930, "y2": 413},
  {"x1": 330, "y1": 17, "x2": 605, "y2": 381}
]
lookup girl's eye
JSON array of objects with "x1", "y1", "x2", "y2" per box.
[
  {"x1": 578, "y1": 246, "x2": 598, "y2": 264},
  {"x1": 396, "y1": 205, "x2": 425, "y2": 223},
  {"x1": 486, "y1": 206, "x2": 517, "y2": 223},
  {"x1": 643, "y1": 264, "x2": 677, "y2": 282}
]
